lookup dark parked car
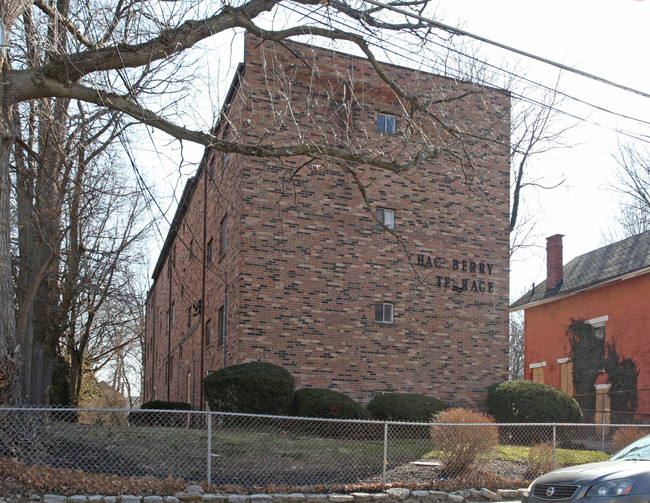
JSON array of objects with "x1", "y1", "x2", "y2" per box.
[{"x1": 523, "y1": 435, "x2": 650, "y2": 503}]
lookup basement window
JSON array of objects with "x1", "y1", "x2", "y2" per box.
[{"x1": 375, "y1": 302, "x2": 394, "y2": 324}]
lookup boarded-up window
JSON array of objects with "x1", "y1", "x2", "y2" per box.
[
  {"x1": 532, "y1": 366, "x2": 544, "y2": 384},
  {"x1": 595, "y1": 387, "x2": 611, "y2": 425},
  {"x1": 560, "y1": 361, "x2": 574, "y2": 395}
]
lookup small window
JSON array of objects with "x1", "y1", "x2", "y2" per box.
[
  {"x1": 377, "y1": 114, "x2": 396, "y2": 134},
  {"x1": 187, "y1": 306, "x2": 192, "y2": 328},
  {"x1": 220, "y1": 216, "x2": 228, "y2": 256},
  {"x1": 588, "y1": 315, "x2": 607, "y2": 348},
  {"x1": 376, "y1": 208, "x2": 394, "y2": 229},
  {"x1": 375, "y1": 302, "x2": 394, "y2": 324},
  {"x1": 205, "y1": 319, "x2": 212, "y2": 347},
  {"x1": 189, "y1": 239, "x2": 194, "y2": 261},
  {"x1": 217, "y1": 305, "x2": 226, "y2": 347},
  {"x1": 207, "y1": 238, "x2": 213, "y2": 264}
]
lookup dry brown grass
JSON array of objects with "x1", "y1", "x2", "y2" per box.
[
  {"x1": 525, "y1": 442, "x2": 555, "y2": 480},
  {"x1": 611, "y1": 427, "x2": 648, "y2": 453}
]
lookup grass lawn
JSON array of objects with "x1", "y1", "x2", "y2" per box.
[{"x1": 495, "y1": 444, "x2": 609, "y2": 465}]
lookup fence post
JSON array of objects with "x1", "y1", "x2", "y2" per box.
[
  {"x1": 552, "y1": 423, "x2": 557, "y2": 470},
  {"x1": 601, "y1": 392, "x2": 606, "y2": 453},
  {"x1": 207, "y1": 407, "x2": 212, "y2": 486},
  {"x1": 382, "y1": 421, "x2": 388, "y2": 486}
]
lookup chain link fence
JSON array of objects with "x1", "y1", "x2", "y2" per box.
[{"x1": 1, "y1": 408, "x2": 650, "y2": 491}]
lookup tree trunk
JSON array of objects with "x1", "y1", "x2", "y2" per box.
[{"x1": 0, "y1": 80, "x2": 21, "y2": 405}]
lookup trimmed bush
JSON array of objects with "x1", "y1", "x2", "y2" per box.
[
  {"x1": 367, "y1": 393, "x2": 448, "y2": 422},
  {"x1": 487, "y1": 380, "x2": 582, "y2": 423},
  {"x1": 203, "y1": 361, "x2": 295, "y2": 415},
  {"x1": 141, "y1": 400, "x2": 192, "y2": 410},
  {"x1": 430, "y1": 408, "x2": 499, "y2": 478},
  {"x1": 292, "y1": 388, "x2": 369, "y2": 420},
  {"x1": 128, "y1": 400, "x2": 191, "y2": 427}
]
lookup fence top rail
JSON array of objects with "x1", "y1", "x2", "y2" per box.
[{"x1": 2, "y1": 407, "x2": 650, "y2": 429}]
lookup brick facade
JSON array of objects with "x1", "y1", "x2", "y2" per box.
[{"x1": 144, "y1": 35, "x2": 511, "y2": 409}]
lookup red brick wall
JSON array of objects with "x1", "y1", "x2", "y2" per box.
[{"x1": 145, "y1": 34, "x2": 510, "y2": 409}]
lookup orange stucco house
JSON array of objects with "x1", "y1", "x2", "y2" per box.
[{"x1": 511, "y1": 231, "x2": 650, "y2": 423}]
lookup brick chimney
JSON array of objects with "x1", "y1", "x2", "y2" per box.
[{"x1": 546, "y1": 234, "x2": 564, "y2": 290}]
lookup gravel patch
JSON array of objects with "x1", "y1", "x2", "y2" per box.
[{"x1": 361, "y1": 459, "x2": 530, "y2": 486}]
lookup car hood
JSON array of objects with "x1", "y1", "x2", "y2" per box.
[{"x1": 535, "y1": 460, "x2": 650, "y2": 486}]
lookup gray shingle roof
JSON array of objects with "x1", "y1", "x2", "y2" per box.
[{"x1": 511, "y1": 230, "x2": 650, "y2": 310}]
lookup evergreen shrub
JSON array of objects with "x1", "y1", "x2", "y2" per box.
[
  {"x1": 129, "y1": 400, "x2": 191, "y2": 427},
  {"x1": 203, "y1": 361, "x2": 294, "y2": 415},
  {"x1": 292, "y1": 388, "x2": 369, "y2": 420},
  {"x1": 367, "y1": 393, "x2": 448, "y2": 422},
  {"x1": 486, "y1": 380, "x2": 582, "y2": 445},
  {"x1": 486, "y1": 380, "x2": 582, "y2": 423},
  {"x1": 290, "y1": 388, "x2": 371, "y2": 438}
]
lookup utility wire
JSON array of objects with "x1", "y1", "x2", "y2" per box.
[
  {"x1": 360, "y1": 0, "x2": 650, "y2": 101},
  {"x1": 285, "y1": 1, "x2": 650, "y2": 142}
]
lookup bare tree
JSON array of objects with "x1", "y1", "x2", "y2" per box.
[
  {"x1": 0, "y1": 0, "x2": 518, "y2": 403},
  {"x1": 60, "y1": 161, "x2": 150, "y2": 406},
  {"x1": 509, "y1": 310, "x2": 525, "y2": 380},
  {"x1": 612, "y1": 142, "x2": 650, "y2": 239},
  {"x1": 508, "y1": 80, "x2": 574, "y2": 258}
]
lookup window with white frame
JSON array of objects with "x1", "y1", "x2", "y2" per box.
[
  {"x1": 377, "y1": 114, "x2": 396, "y2": 134},
  {"x1": 375, "y1": 302, "x2": 394, "y2": 324},
  {"x1": 376, "y1": 208, "x2": 394, "y2": 229},
  {"x1": 588, "y1": 315, "x2": 608, "y2": 347}
]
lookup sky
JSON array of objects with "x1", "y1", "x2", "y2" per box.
[
  {"x1": 435, "y1": 0, "x2": 650, "y2": 300},
  {"x1": 142, "y1": 0, "x2": 650, "y2": 302}
]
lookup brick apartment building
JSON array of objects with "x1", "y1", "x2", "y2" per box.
[{"x1": 144, "y1": 34, "x2": 511, "y2": 410}]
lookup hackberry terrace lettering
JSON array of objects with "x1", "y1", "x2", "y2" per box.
[{"x1": 416, "y1": 254, "x2": 495, "y2": 294}]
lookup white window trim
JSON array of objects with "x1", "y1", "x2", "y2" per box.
[
  {"x1": 587, "y1": 315, "x2": 609, "y2": 326},
  {"x1": 529, "y1": 361, "x2": 546, "y2": 369},
  {"x1": 595, "y1": 383, "x2": 611, "y2": 391},
  {"x1": 377, "y1": 113, "x2": 396, "y2": 134},
  {"x1": 375, "y1": 302, "x2": 394, "y2": 324},
  {"x1": 557, "y1": 357, "x2": 572, "y2": 364}
]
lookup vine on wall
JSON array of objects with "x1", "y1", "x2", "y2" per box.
[
  {"x1": 566, "y1": 319, "x2": 638, "y2": 423},
  {"x1": 604, "y1": 341, "x2": 639, "y2": 423}
]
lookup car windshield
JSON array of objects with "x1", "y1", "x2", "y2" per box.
[{"x1": 610, "y1": 434, "x2": 650, "y2": 461}]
